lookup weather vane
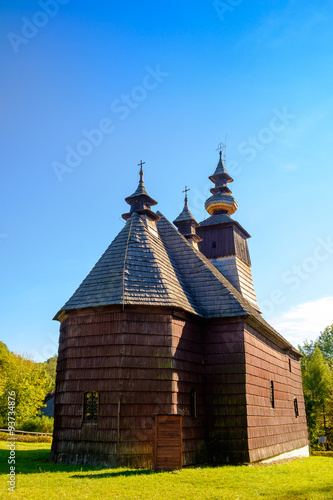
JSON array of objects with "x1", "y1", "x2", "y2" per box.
[{"x1": 216, "y1": 135, "x2": 227, "y2": 162}]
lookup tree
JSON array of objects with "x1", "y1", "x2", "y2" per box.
[
  {"x1": 303, "y1": 347, "x2": 331, "y2": 405},
  {"x1": 316, "y1": 325, "x2": 333, "y2": 365},
  {"x1": 42, "y1": 354, "x2": 57, "y2": 390},
  {"x1": 0, "y1": 343, "x2": 53, "y2": 428},
  {"x1": 299, "y1": 324, "x2": 333, "y2": 365},
  {"x1": 300, "y1": 343, "x2": 332, "y2": 448}
]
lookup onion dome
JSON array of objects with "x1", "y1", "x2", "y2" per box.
[
  {"x1": 122, "y1": 161, "x2": 160, "y2": 221},
  {"x1": 205, "y1": 151, "x2": 237, "y2": 216},
  {"x1": 173, "y1": 188, "x2": 202, "y2": 245}
]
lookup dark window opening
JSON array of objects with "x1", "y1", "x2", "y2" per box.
[
  {"x1": 270, "y1": 381, "x2": 275, "y2": 409},
  {"x1": 83, "y1": 391, "x2": 99, "y2": 422},
  {"x1": 190, "y1": 388, "x2": 197, "y2": 418},
  {"x1": 289, "y1": 358, "x2": 292, "y2": 372},
  {"x1": 212, "y1": 241, "x2": 216, "y2": 249},
  {"x1": 294, "y1": 398, "x2": 299, "y2": 418}
]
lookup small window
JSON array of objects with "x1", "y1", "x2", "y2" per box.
[
  {"x1": 289, "y1": 358, "x2": 292, "y2": 372},
  {"x1": 294, "y1": 398, "x2": 299, "y2": 418},
  {"x1": 212, "y1": 241, "x2": 216, "y2": 248},
  {"x1": 270, "y1": 381, "x2": 275, "y2": 409},
  {"x1": 83, "y1": 391, "x2": 99, "y2": 422},
  {"x1": 190, "y1": 388, "x2": 197, "y2": 418}
]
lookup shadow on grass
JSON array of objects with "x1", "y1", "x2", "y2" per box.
[
  {"x1": 0, "y1": 448, "x2": 161, "y2": 477},
  {"x1": 72, "y1": 469, "x2": 160, "y2": 479},
  {"x1": 277, "y1": 484, "x2": 333, "y2": 500},
  {"x1": 0, "y1": 449, "x2": 118, "y2": 475}
]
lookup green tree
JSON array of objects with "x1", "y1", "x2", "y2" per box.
[
  {"x1": 0, "y1": 343, "x2": 53, "y2": 428},
  {"x1": 299, "y1": 324, "x2": 333, "y2": 365},
  {"x1": 316, "y1": 325, "x2": 333, "y2": 365},
  {"x1": 303, "y1": 347, "x2": 331, "y2": 404},
  {"x1": 42, "y1": 354, "x2": 57, "y2": 390},
  {"x1": 301, "y1": 345, "x2": 332, "y2": 448}
]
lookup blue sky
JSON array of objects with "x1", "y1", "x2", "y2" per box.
[{"x1": 1, "y1": 0, "x2": 333, "y2": 361}]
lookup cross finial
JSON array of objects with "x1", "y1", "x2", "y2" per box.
[
  {"x1": 138, "y1": 160, "x2": 145, "y2": 182},
  {"x1": 216, "y1": 135, "x2": 227, "y2": 152},
  {"x1": 138, "y1": 160, "x2": 145, "y2": 172},
  {"x1": 182, "y1": 186, "x2": 190, "y2": 203},
  {"x1": 216, "y1": 135, "x2": 227, "y2": 163}
]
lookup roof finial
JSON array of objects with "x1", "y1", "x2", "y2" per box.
[
  {"x1": 182, "y1": 186, "x2": 190, "y2": 204},
  {"x1": 216, "y1": 135, "x2": 227, "y2": 163},
  {"x1": 216, "y1": 141, "x2": 224, "y2": 153},
  {"x1": 122, "y1": 160, "x2": 159, "y2": 221},
  {"x1": 138, "y1": 160, "x2": 145, "y2": 183}
]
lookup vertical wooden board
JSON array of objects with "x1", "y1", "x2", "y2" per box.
[{"x1": 154, "y1": 415, "x2": 182, "y2": 471}]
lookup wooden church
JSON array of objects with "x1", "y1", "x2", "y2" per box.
[{"x1": 50, "y1": 151, "x2": 309, "y2": 469}]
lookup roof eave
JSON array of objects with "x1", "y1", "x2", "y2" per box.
[{"x1": 245, "y1": 315, "x2": 302, "y2": 358}]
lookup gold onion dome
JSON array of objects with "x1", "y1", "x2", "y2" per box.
[{"x1": 205, "y1": 151, "x2": 238, "y2": 216}]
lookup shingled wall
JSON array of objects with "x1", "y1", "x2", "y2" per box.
[
  {"x1": 244, "y1": 324, "x2": 309, "y2": 462},
  {"x1": 203, "y1": 319, "x2": 249, "y2": 463},
  {"x1": 171, "y1": 316, "x2": 206, "y2": 465},
  {"x1": 51, "y1": 308, "x2": 206, "y2": 467},
  {"x1": 51, "y1": 308, "x2": 308, "y2": 467},
  {"x1": 51, "y1": 309, "x2": 174, "y2": 467}
]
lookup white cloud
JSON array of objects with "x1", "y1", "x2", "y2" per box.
[{"x1": 269, "y1": 296, "x2": 333, "y2": 348}]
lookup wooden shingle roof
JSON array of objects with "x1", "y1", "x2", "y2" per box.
[{"x1": 54, "y1": 210, "x2": 299, "y2": 355}]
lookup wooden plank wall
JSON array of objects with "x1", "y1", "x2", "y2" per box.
[
  {"x1": 197, "y1": 225, "x2": 251, "y2": 265},
  {"x1": 244, "y1": 324, "x2": 309, "y2": 462}
]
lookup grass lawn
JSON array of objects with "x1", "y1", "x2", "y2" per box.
[{"x1": 0, "y1": 442, "x2": 332, "y2": 500}]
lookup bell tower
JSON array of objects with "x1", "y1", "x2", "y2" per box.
[{"x1": 197, "y1": 149, "x2": 259, "y2": 310}]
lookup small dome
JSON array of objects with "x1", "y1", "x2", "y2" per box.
[
  {"x1": 204, "y1": 150, "x2": 237, "y2": 216},
  {"x1": 205, "y1": 193, "x2": 237, "y2": 215}
]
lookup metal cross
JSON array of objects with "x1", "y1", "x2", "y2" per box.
[
  {"x1": 138, "y1": 160, "x2": 145, "y2": 172},
  {"x1": 182, "y1": 186, "x2": 190, "y2": 201},
  {"x1": 216, "y1": 135, "x2": 227, "y2": 153}
]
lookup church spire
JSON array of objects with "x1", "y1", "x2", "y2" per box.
[
  {"x1": 205, "y1": 148, "x2": 237, "y2": 216},
  {"x1": 122, "y1": 161, "x2": 159, "y2": 221},
  {"x1": 197, "y1": 146, "x2": 259, "y2": 310},
  {"x1": 173, "y1": 187, "x2": 202, "y2": 248}
]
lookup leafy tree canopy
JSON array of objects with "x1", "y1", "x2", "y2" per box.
[
  {"x1": 300, "y1": 324, "x2": 333, "y2": 366},
  {"x1": 0, "y1": 343, "x2": 54, "y2": 428}
]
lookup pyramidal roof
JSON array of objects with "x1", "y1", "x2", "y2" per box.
[
  {"x1": 55, "y1": 210, "x2": 296, "y2": 350},
  {"x1": 56, "y1": 209, "x2": 250, "y2": 318},
  {"x1": 173, "y1": 194, "x2": 198, "y2": 226},
  {"x1": 57, "y1": 212, "x2": 196, "y2": 316},
  {"x1": 54, "y1": 166, "x2": 299, "y2": 356}
]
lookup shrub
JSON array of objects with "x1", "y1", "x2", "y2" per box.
[
  {"x1": 312, "y1": 451, "x2": 333, "y2": 457},
  {"x1": 18, "y1": 416, "x2": 54, "y2": 434}
]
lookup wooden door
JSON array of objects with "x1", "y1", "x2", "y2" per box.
[{"x1": 153, "y1": 415, "x2": 182, "y2": 471}]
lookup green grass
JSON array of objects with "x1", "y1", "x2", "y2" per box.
[{"x1": 0, "y1": 442, "x2": 333, "y2": 500}]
